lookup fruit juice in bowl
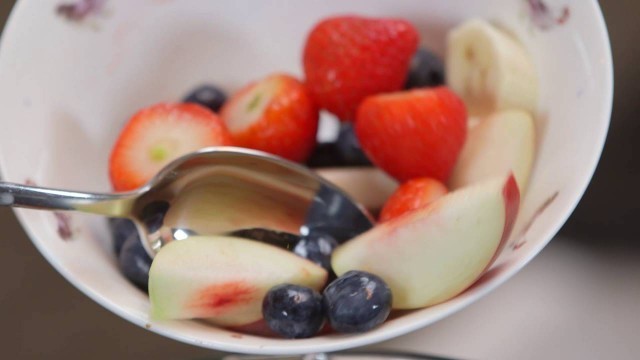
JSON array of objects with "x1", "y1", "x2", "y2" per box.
[{"x1": 0, "y1": 0, "x2": 612, "y2": 355}]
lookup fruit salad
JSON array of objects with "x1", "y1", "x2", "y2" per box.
[{"x1": 107, "y1": 15, "x2": 538, "y2": 339}]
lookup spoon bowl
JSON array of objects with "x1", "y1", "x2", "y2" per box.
[{"x1": 0, "y1": 147, "x2": 374, "y2": 257}]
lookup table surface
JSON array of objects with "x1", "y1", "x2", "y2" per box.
[{"x1": 1, "y1": 1, "x2": 639, "y2": 359}]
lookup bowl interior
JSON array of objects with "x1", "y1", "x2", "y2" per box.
[{"x1": 0, "y1": 0, "x2": 612, "y2": 355}]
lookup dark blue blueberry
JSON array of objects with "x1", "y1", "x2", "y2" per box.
[
  {"x1": 323, "y1": 270, "x2": 392, "y2": 333},
  {"x1": 108, "y1": 217, "x2": 137, "y2": 256},
  {"x1": 229, "y1": 228, "x2": 300, "y2": 251},
  {"x1": 262, "y1": 284, "x2": 325, "y2": 338},
  {"x1": 306, "y1": 142, "x2": 344, "y2": 168},
  {"x1": 304, "y1": 185, "x2": 374, "y2": 243},
  {"x1": 184, "y1": 85, "x2": 227, "y2": 112},
  {"x1": 293, "y1": 232, "x2": 338, "y2": 272},
  {"x1": 306, "y1": 124, "x2": 372, "y2": 168},
  {"x1": 118, "y1": 231, "x2": 152, "y2": 292},
  {"x1": 335, "y1": 123, "x2": 372, "y2": 167},
  {"x1": 404, "y1": 48, "x2": 445, "y2": 89},
  {"x1": 140, "y1": 200, "x2": 170, "y2": 234}
]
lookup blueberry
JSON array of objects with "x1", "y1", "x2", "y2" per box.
[
  {"x1": 108, "y1": 217, "x2": 137, "y2": 256},
  {"x1": 293, "y1": 232, "x2": 338, "y2": 272},
  {"x1": 305, "y1": 124, "x2": 372, "y2": 168},
  {"x1": 184, "y1": 85, "x2": 227, "y2": 112},
  {"x1": 118, "y1": 231, "x2": 153, "y2": 292},
  {"x1": 323, "y1": 271, "x2": 392, "y2": 333},
  {"x1": 404, "y1": 48, "x2": 445, "y2": 89},
  {"x1": 306, "y1": 143, "x2": 344, "y2": 168},
  {"x1": 262, "y1": 284, "x2": 325, "y2": 338},
  {"x1": 304, "y1": 185, "x2": 374, "y2": 242},
  {"x1": 229, "y1": 228, "x2": 300, "y2": 251},
  {"x1": 139, "y1": 200, "x2": 170, "y2": 234},
  {"x1": 335, "y1": 123, "x2": 372, "y2": 167}
]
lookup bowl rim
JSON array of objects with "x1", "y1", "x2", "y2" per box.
[{"x1": 0, "y1": 0, "x2": 614, "y2": 355}]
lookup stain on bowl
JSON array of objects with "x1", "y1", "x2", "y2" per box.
[
  {"x1": 512, "y1": 191, "x2": 560, "y2": 250},
  {"x1": 56, "y1": 0, "x2": 106, "y2": 22},
  {"x1": 527, "y1": 0, "x2": 570, "y2": 30}
]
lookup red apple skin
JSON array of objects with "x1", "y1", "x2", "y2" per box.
[
  {"x1": 483, "y1": 173, "x2": 520, "y2": 273},
  {"x1": 501, "y1": 174, "x2": 521, "y2": 245}
]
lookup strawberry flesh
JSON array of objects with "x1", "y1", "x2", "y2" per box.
[
  {"x1": 221, "y1": 74, "x2": 319, "y2": 162},
  {"x1": 379, "y1": 177, "x2": 448, "y2": 222},
  {"x1": 109, "y1": 103, "x2": 233, "y2": 191}
]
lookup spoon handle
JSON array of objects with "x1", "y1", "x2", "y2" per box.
[{"x1": 0, "y1": 181, "x2": 134, "y2": 217}]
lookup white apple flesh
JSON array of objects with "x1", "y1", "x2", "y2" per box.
[
  {"x1": 449, "y1": 109, "x2": 535, "y2": 191},
  {"x1": 332, "y1": 175, "x2": 519, "y2": 309},
  {"x1": 149, "y1": 236, "x2": 327, "y2": 326},
  {"x1": 316, "y1": 167, "x2": 399, "y2": 210}
]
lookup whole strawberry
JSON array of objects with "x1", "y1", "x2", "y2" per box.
[
  {"x1": 303, "y1": 16, "x2": 419, "y2": 121},
  {"x1": 356, "y1": 87, "x2": 467, "y2": 182},
  {"x1": 221, "y1": 74, "x2": 319, "y2": 162}
]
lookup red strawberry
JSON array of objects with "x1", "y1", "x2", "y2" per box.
[
  {"x1": 303, "y1": 15, "x2": 419, "y2": 121},
  {"x1": 109, "y1": 103, "x2": 233, "y2": 191},
  {"x1": 379, "y1": 177, "x2": 448, "y2": 222},
  {"x1": 355, "y1": 87, "x2": 467, "y2": 182},
  {"x1": 220, "y1": 74, "x2": 319, "y2": 162}
]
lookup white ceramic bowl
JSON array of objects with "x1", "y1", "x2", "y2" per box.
[{"x1": 0, "y1": 0, "x2": 612, "y2": 355}]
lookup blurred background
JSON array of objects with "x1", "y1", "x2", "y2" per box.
[{"x1": 0, "y1": 1, "x2": 637, "y2": 359}]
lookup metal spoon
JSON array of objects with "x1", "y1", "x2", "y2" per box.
[{"x1": 0, "y1": 147, "x2": 374, "y2": 257}]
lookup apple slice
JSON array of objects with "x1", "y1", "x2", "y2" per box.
[
  {"x1": 332, "y1": 175, "x2": 519, "y2": 309},
  {"x1": 449, "y1": 109, "x2": 535, "y2": 192},
  {"x1": 149, "y1": 236, "x2": 327, "y2": 326}
]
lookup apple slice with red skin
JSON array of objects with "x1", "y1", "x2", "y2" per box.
[
  {"x1": 149, "y1": 236, "x2": 327, "y2": 326},
  {"x1": 332, "y1": 174, "x2": 519, "y2": 309}
]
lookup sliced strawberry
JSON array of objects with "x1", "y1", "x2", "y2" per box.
[
  {"x1": 109, "y1": 103, "x2": 233, "y2": 191},
  {"x1": 379, "y1": 177, "x2": 448, "y2": 222},
  {"x1": 355, "y1": 87, "x2": 467, "y2": 182},
  {"x1": 303, "y1": 15, "x2": 419, "y2": 121},
  {"x1": 220, "y1": 74, "x2": 319, "y2": 162}
]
